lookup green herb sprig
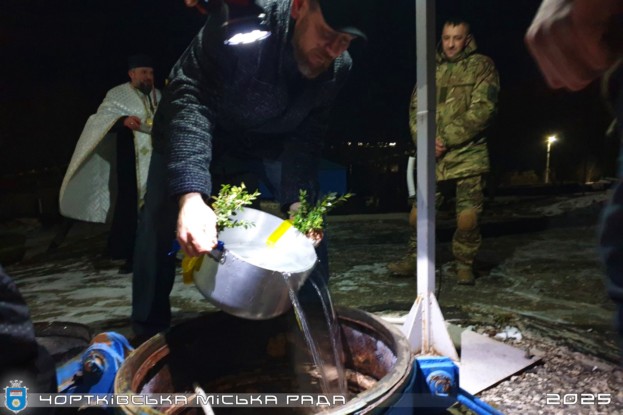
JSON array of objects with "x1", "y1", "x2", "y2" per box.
[
  {"x1": 210, "y1": 183, "x2": 260, "y2": 231},
  {"x1": 289, "y1": 190, "x2": 353, "y2": 235}
]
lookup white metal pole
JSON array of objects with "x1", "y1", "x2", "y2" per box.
[
  {"x1": 415, "y1": 0, "x2": 436, "y2": 352},
  {"x1": 401, "y1": 0, "x2": 458, "y2": 360}
]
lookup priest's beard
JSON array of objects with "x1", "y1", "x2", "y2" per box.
[{"x1": 137, "y1": 82, "x2": 153, "y2": 95}]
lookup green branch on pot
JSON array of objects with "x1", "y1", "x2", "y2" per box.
[
  {"x1": 210, "y1": 183, "x2": 260, "y2": 231},
  {"x1": 289, "y1": 190, "x2": 353, "y2": 235}
]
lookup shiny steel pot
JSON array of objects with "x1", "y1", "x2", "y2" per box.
[{"x1": 193, "y1": 208, "x2": 317, "y2": 319}]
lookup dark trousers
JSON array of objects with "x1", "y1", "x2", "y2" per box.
[
  {"x1": 131, "y1": 151, "x2": 178, "y2": 336},
  {"x1": 107, "y1": 131, "x2": 138, "y2": 262},
  {"x1": 600, "y1": 180, "x2": 623, "y2": 352},
  {"x1": 131, "y1": 151, "x2": 329, "y2": 337},
  {"x1": 599, "y1": 69, "x2": 623, "y2": 355}
]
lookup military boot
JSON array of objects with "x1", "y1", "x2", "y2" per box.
[
  {"x1": 387, "y1": 256, "x2": 416, "y2": 277},
  {"x1": 456, "y1": 265, "x2": 475, "y2": 285}
]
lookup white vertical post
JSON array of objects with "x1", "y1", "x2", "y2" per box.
[
  {"x1": 401, "y1": 0, "x2": 458, "y2": 361},
  {"x1": 415, "y1": 0, "x2": 436, "y2": 353}
]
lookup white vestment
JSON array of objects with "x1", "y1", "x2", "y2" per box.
[{"x1": 59, "y1": 82, "x2": 161, "y2": 223}]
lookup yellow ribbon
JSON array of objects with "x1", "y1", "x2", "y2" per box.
[
  {"x1": 182, "y1": 255, "x2": 204, "y2": 285},
  {"x1": 266, "y1": 220, "x2": 293, "y2": 247}
]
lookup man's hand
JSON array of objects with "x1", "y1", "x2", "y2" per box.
[
  {"x1": 177, "y1": 193, "x2": 218, "y2": 257},
  {"x1": 123, "y1": 116, "x2": 142, "y2": 131},
  {"x1": 525, "y1": 0, "x2": 621, "y2": 91},
  {"x1": 435, "y1": 138, "x2": 447, "y2": 158}
]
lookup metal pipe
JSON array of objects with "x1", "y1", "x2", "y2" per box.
[
  {"x1": 415, "y1": 0, "x2": 437, "y2": 351},
  {"x1": 457, "y1": 391, "x2": 505, "y2": 415},
  {"x1": 194, "y1": 383, "x2": 216, "y2": 415},
  {"x1": 407, "y1": 156, "x2": 416, "y2": 199}
]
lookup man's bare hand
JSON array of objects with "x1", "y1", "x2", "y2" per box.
[
  {"x1": 177, "y1": 193, "x2": 218, "y2": 257},
  {"x1": 525, "y1": 0, "x2": 622, "y2": 91},
  {"x1": 435, "y1": 138, "x2": 447, "y2": 158},
  {"x1": 123, "y1": 116, "x2": 142, "y2": 131},
  {"x1": 184, "y1": 0, "x2": 199, "y2": 7},
  {"x1": 305, "y1": 229, "x2": 323, "y2": 247}
]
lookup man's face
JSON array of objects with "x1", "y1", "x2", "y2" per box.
[
  {"x1": 129, "y1": 67, "x2": 155, "y2": 93},
  {"x1": 441, "y1": 23, "x2": 470, "y2": 60},
  {"x1": 290, "y1": 0, "x2": 356, "y2": 79}
]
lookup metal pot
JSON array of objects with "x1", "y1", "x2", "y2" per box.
[{"x1": 193, "y1": 208, "x2": 317, "y2": 319}]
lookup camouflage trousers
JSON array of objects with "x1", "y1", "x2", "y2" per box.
[{"x1": 407, "y1": 175, "x2": 484, "y2": 268}]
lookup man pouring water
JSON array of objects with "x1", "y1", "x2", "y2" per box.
[{"x1": 131, "y1": 0, "x2": 372, "y2": 340}]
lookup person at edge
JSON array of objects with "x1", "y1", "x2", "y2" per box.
[
  {"x1": 0, "y1": 264, "x2": 57, "y2": 414},
  {"x1": 525, "y1": 0, "x2": 623, "y2": 357}
]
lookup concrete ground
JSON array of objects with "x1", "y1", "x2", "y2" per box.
[{"x1": 2, "y1": 191, "x2": 619, "y2": 364}]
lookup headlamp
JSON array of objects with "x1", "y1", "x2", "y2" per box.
[
  {"x1": 223, "y1": 14, "x2": 271, "y2": 45},
  {"x1": 198, "y1": 0, "x2": 271, "y2": 45}
]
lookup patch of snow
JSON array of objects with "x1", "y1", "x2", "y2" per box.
[
  {"x1": 533, "y1": 192, "x2": 610, "y2": 216},
  {"x1": 494, "y1": 326, "x2": 523, "y2": 341}
]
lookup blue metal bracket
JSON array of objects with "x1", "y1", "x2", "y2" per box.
[{"x1": 385, "y1": 356, "x2": 504, "y2": 414}]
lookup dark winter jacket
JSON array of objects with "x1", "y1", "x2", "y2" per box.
[
  {"x1": 153, "y1": 0, "x2": 352, "y2": 207},
  {"x1": 0, "y1": 266, "x2": 57, "y2": 396},
  {"x1": 0, "y1": 265, "x2": 38, "y2": 369}
]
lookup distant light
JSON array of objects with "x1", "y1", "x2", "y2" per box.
[
  {"x1": 225, "y1": 29, "x2": 270, "y2": 45},
  {"x1": 547, "y1": 135, "x2": 557, "y2": 144},
  {"x1": 389, "y1": 142, "x2": 397, "y2": 147}
]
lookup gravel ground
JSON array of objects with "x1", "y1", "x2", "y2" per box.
[
  {"x1": 452, "y1": 192, "x2": 623, "y2": 414},
  {"x1": 472, "y1": 325, "x2": 623, "y2": 415}
]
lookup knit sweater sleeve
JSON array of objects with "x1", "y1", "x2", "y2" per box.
[{"x1": 163, "y1": 14, "x2": 228, "y2": 199}]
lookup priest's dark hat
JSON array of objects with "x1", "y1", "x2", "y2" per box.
[{"x1": 128, "y1": 54, "x2": 154, "y2": 70}]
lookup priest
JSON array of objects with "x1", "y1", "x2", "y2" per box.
[{"x1": 59, "y1": 54, "x2": 161, "y2": 273}]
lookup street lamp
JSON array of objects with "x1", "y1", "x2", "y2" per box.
[{"x1": 545, "y1": 135, "x2": 557, "y2": 184}]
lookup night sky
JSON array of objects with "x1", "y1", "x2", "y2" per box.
[{"x1": 1, "y1": 0, "x2": 618, "y2": 184}]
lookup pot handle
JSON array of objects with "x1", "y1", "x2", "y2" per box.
[
  {"x1": 179, "y1": 240, "x2": 226, "y2": 285},
  {"x1": 169, "y1": 239, "x2": 225, "y2": 259},
  {"x1": 207, "y1": 240, "x2": 226, "y2": 261}
]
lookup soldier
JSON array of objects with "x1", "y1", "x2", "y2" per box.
[{"x1": 387, "y1": 17, "x2": 500, "y2": 285}]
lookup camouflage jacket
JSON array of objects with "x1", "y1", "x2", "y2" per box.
[{"x1": 409, "y1": 37, "x2": 499, "y2": 181}]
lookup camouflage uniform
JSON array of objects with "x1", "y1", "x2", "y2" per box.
[{"x1": 400, "y1": 36, "x2": 499, "y2": 276}]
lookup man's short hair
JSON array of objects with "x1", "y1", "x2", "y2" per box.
[{"x1": 443, "y1": 17, "x2": 471, "y2": 34}]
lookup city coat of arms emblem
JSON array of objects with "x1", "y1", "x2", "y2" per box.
[{"x1": 4, "y1": 380, "x2": 28, "y2": 414}]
